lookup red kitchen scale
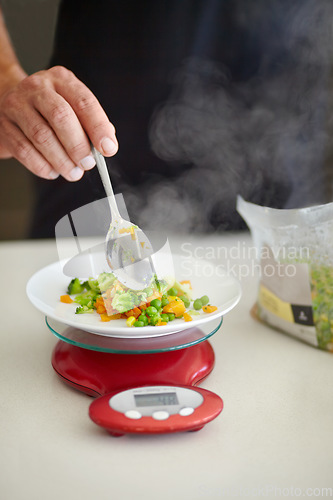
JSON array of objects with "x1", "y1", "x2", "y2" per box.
[
  {"x1": 47, "y1": 316, "x2": 224, "y2": 436},
  {"x1": 26, "y1": 201, "x2": 242, "y2": 436}
]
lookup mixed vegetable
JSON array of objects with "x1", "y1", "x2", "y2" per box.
[
  {"x1": 60, "y1": 273, "x2": 217, "y2": 327},
  {"x1": 310, "y1": 264, "x2": 333, "y2": 350}
]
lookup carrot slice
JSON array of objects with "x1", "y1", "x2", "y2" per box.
[
  {"x1": 100, "y1": 313, "x2": 123, "y2": 322},
  {"x1": 60, "y1": 294, "x2": 73, "y2": 304},
  {"x1": 124, "y1": 307, "x2": 141, "y2": 318},
  {"x1": 202, "y1": 305, "x2": 217, "y2": 313},
  {"x1": 163, "y1": 299, "x2": 186, "y2": 318}
]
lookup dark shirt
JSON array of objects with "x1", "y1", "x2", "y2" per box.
[{"x1": 30, "y1": 0, "x2": 332, "y2": 237}]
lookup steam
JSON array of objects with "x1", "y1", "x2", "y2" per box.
[{"x1": 121, "y1": 0, "x2": 333, "y2": 232}]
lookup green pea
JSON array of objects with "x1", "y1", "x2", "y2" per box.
[
  {"x1": 200, "y1": 295, "x2": 209, "y2": 306},
  {"x1": 161, "y1": 314, "x2": 169, "y2": 323},
  {"x1": 161, "y1": 297, "x2": 169, "y2": 307},
  {"x1": 180, "y1": 295, "x2": 190, "y2": 308},
  {"x1": 146, "y1": 306, "x2": 158, "y2": 316},
  {"x1": 134, "y1": 320, "x2": 145, "y2": 327},
  {"x1": 167, "y1": 313, "x2": 175, "y2": 321},
  {"x1": 138, "y1": 314, "x2": 148, "y2": 325},
  {"x1": 150, "y1": 299, "x2": 162, "y2": 310},
  {"x1": 193, "y1": 299, "x2": 203, "y2": 310},
  {"x1": 168, "y1": 287, "x2": 178, "y2": 296}
]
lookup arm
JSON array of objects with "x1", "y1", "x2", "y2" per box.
[
  {"x1": 0, "y1": 8, "x2": 118, "y2": 181},
  {"x1": 0, "y1": 9, "x2": 27, "y2": 102}
]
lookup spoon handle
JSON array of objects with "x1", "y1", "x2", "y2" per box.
[{"x1": 92, "y1": 146, "x2": 121, "y2": 219}]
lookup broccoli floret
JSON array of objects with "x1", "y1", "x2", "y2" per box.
[
  {"x1": 154, "y1": 276, "x2": 168, "y2": 295},
  {"x1": 88, "y1": 277, "x2": 100, "y2": 292},
  {"x1": 75, "y1": 305, "x2": 94, "y2": 314},
  {"x1": 67, "y1": 278, "x2": 85, "y2": 295},
  {"x1": 74, "y1": 289, "x2": 98, "y2": 307}
]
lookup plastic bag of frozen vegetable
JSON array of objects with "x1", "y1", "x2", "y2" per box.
[{"x1": 237, "y1": 196, "x2": 333, "y2": 352}]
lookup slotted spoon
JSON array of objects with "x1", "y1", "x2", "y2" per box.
[{"x1": 91, "y1": 146, "x2": 154, "y2": 290}]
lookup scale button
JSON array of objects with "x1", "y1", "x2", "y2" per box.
[
  {"x1": 179, "y1": 407, "x2": 194, "y2": 417},
  {"x1": 152, "y1": 410, "x2": 169, "y2": 421},
  {"x1": 125, "y1": 410, "x2": 142, "y2": 420}
]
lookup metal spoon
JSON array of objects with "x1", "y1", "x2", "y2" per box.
[{"x1": 91, "y1": 146, "x2": 154, "y2": 290}]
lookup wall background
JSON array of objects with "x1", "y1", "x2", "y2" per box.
[
  {"x1": 0, "y1": 0, "x2": 60, "y2": 240},
  {"x1": 1, "y1": 0, "x2": 333, "y2": 240}
]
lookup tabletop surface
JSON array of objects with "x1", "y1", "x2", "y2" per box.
[{"x1": 1, "y1": 233, "x2": 332, "y2": 500}]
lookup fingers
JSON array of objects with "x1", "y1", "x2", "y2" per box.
[
  {"x1": 1, "y1": 89, "x2": 84, "y2": 181},
  {"x1": 31, "y1": 92, "x2": 92, "y2": 180},
  {"x1": 8, "y1": 103, "x2": 82, "y2": 182},
  {"x1": 51, "y1": 67, "x2": 118, "y2": 156},
  {"x1": 0, "y1": 66, "x2": 118, "y2": 181},
  {"x1": 0, "y1": 116, "x2": 60, "y2": 179}
]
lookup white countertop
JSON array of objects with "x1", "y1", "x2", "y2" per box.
[{"x1": 1, "y1": 233, "x2": 332, "y2": 500}]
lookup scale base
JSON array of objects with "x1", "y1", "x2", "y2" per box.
[
  {"x1": 89, "y1": 384, "x2": 223, "y2": 436},
  {"x1": 52, "y1": 339, "x2": 215, "y2": 397}
]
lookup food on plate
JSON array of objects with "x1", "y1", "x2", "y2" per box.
[{"x1": 60, "y1": 273, "x2": 217, "y2": 327}]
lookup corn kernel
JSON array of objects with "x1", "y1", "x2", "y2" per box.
[{"x1": 126, "y1": 315, "x2": 136, "y2": 327}]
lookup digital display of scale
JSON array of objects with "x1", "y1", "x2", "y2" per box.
[{"x1": 47, "y1": 317, "x2": 224, "y2": 436}]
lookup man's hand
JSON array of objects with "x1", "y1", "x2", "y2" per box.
[{"x1": 0, "y1": 66, "x2": 118, "y2": 181}]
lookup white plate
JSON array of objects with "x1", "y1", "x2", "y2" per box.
[{"x1": 26, "y1": 254, "x2": 241, "y2": 338}]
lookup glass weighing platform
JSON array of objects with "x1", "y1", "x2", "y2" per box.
[{"x1": 47, "y1": 317, "x2": 222, "y2": 398}]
